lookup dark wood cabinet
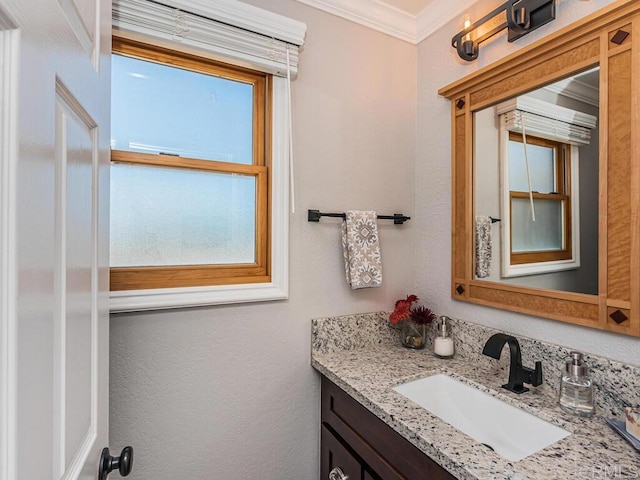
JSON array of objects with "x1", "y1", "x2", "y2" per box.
[
  {"x1": 321, "y1": 425, "x2": 362, "y2": 480},
  {"x1": 321, "y1": 376, "x2": 457, "y2": 480}
]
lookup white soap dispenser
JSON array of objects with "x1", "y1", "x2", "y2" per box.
[
  {"x1": 559, "y1": 351, "x2": 595, "y2": 417},
  {"x1": 434, "y1": 316, "x2": 455, "y2": 359}
]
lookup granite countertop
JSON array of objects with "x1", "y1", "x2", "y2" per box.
[{"x1": 312, "y1": 338, "x2": 640, "y2": 479}]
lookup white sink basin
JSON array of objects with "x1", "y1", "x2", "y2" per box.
[{"x1": 393, "y1": 374, "x2": 570, "y2": 462}]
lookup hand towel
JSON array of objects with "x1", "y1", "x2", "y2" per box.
[
  {"x1": 475, "y1": 215, "x2": 492, "y2": 279},
  {"x1": 341, "y1": 211, "x2": 382, "y2": 289}
]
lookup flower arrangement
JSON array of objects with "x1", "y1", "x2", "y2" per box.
[
  {"x1": 390, "y1": 294, "x2": 436, "y2": 349},
  {"x1": 389, "y1": 294, "x2": 436, "y2": 326}
]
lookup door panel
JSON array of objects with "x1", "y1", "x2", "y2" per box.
[
  {"x1": 54, "y1": 84, "x2": 100, "y2": 479},
  {"x1": 0, "y1": 0, "x2": 110, "y2": 479},
  {"x1": 56, "y1": 0, "x2": 98, "y2": 61}
]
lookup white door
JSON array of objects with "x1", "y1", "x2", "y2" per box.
[{"x1": 0, "y1": 0, "x2": 113, "y2": 479}]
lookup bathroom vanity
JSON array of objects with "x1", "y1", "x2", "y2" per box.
[
  {"x1": 312, "y1": 313, "x2": 640, "y2": 480},
  {"x1": 321, "y1": 375, "x2": 455, "y2": 480}
]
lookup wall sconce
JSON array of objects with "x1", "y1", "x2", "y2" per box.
[{"x1": 453, "y1": 0, "x2": 556, "y2": 61}]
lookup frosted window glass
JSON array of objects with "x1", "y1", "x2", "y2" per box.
[
  {"x1": 110, "y1": 164, "x2": 256, "y2": 267},
  {"x1": 111, "y1": 54, "x2": 253, "y2": 164},
  {"x1": 508, "y1": 141, "x2": 555, "y2": 193},
  {"x1": 511, "y1": 198, "x2": 563, "y2": 252}
]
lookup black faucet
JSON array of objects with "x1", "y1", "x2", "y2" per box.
[{"x1": 482, "y1": 333, "x2": 543, "y2": 394}]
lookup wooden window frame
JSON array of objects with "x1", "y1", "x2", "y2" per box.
[
  {"x1": 110, "y1": 36, "x2": 272, "y2": 291},
  {"x1": 507, "y1": 132, "x2": 572, "y2": 265}
]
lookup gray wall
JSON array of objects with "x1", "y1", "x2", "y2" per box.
[
  {"x1": 415, "y1": 0, "x2": 639, "y2": 370},
  {"x1": 109, "y1": 1, "x2": 417, "y2": 478}
]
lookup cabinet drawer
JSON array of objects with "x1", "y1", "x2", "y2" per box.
[{"x1": 321, "y1": 376, "x2": 456, "y2": 480}]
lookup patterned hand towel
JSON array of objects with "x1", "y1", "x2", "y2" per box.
[
  {"x1": 475, "y1": 215, "x2": 492, "y2": 278},
  {"x1": 341, "y1": 211, "x2": 382, "y2": 289}
]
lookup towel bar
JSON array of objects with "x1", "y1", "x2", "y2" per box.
[{"x1": 308, "y1": 209, "x2": 411, "y2": 225}]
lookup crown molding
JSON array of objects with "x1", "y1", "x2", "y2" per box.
[
  {"x1": 294, "y1": 0, "x2": 479, "y2": 44},
  {"x1": 294, "y1": 0, "x2": 416, "y2": 43},
  {"x1": 416, "y1": 0, "x2": 480, "y2": 43},
  {"x1": 542, "y1": 78, "x2": 599, "y2": 107}
]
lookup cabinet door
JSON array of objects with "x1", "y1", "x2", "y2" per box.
[
  {"x1": 364, "y1": 470, "x2": 379, "y2": 480},
  {"x1": 321, "y1": 425, "x2": 362, "y2": 480}
]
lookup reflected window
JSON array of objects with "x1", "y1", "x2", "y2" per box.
[{"x1": 507, "y1": 132, "x2": 572, "y2": 265}]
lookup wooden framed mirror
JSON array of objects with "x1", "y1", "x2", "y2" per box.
[{"x1": 439, "y1": 0, "x2": 639, "y2": 337}]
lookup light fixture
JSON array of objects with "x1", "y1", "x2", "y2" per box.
[{"x1": 452, "y1": 0, "x2": 556, "y2": 62}]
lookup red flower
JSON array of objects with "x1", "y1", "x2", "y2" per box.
[
  {"x1": 389, "y1": 295, "x2": 419, "y2": 325},
  {"x1": 410, "y1": 305, "x2": 436, "y2": 325}
]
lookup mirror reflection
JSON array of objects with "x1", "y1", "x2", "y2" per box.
[{"x1": 473, "y1": 67, "x2": 600, "y2": 295}]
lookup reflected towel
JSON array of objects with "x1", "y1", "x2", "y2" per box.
[
  {"x1": 475, "y1": 215, "x2": 492, "y2": 278},
  {"x1": 341, "y1": 211, "x2": 382, "y2": 289}
]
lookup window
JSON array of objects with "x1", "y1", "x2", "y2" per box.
[
  {"x1": 109, "y1": 0, "x2": 305, "y2": 311},
  {"x1": 110, "y1": 37, "x2": 271, "y2": 291}
]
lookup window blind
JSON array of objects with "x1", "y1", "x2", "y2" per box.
[{"x1": 112, "y1": 0, "x2": 306, "y2": 77}]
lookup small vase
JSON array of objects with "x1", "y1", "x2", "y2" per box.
[{"x1": 401, "y1": 320, "x2": 427, "y2": 349}]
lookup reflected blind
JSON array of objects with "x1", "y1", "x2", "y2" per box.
[{"x1": 497, "y1": 96, "x2": 597, "y2": 146}]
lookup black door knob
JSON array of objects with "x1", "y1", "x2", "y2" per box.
[{"x1": 98, "y1": 446, "x2": 133, "y2": 480}]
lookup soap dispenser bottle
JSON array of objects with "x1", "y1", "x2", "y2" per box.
[
  {"x1": 433, "y1": 316, "x2": 454, "y2": 359},
  {"x1": 559, "y1": 351, "x2": 595, "y2": 417}
]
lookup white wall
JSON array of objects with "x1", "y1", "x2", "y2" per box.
[
  {"x1": 109, "y1": 1, "x2": 417, "y2": 478},
  {"x1": 416, "y1": 0, "x2": 640, "y2": 366}
]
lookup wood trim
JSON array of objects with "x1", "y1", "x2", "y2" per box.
[
  {"x1": 606, "y1": 49, "x2": 632, "y2": 303},
  {"x1": 452, "y1": 111, "x2": 467, "y2": 282},
  {"x1": 511, "y1": 250, "x2": 572, "y2": 265},
  {"x1": 443, "y1": 2, "x2": 640, "y2": 337},
  {"x1": 265, "y1": 76, "x2": 273, "y2": 276},
  {"x1": 468, "y1": 39, "x2": 600, "y2": 109},
  {"x1": 510, "y1": 192, "x2": 568, "y2": 201},
  {"x1": 608, "y1": 23, "x2": 632, "y2": 50},
  {"x1": 467, "y1": 278, "x2": 600, "y2": 303},
  {"x1": 598, "y1": 29, "x2": 610, "y2": 330},
  {"x1": 607, "y1": 299, "x2": 631, "y2": 310},
  {"x1": 255, "y1": 168, "x2": 269, "y2": 269},
  {"x1": 112, "y1": 35, "x2": 268, "y2": 85},
  {"x1": 110, "y1": 36, "x2": 271, "y2": 291},
  {"x1": 111, "y1": 265, "x2": 270, "y2": 290},
  {"x1": 468, "y1": 283, "x2": 600, "y2": 327},
  {"x1": 508, "y1": 131, "x2": 563, "y2": 151},
  {"x1": 253, "y1": 76, "x2": 267, "y2": 167},
  {"x1": 630, "y1": 16, "x2": 640, "y2": 336},
  {"x1": 111, "y1": 150, "x2": 266, "y2": 176}
]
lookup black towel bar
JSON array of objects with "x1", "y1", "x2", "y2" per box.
[{"x1": 307, "y1": 209, "x2": 410, "y2": 225}]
